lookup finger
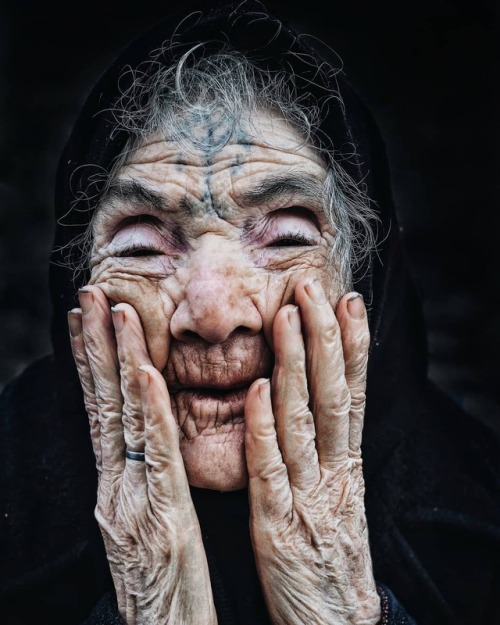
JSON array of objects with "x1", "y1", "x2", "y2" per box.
[
  {"x1": 245, "y1": 378, "x2": 292, "y2": 521},
  {"x1": 111, "y1": 304, "x2": 152, "y2": 454},
  {"x1": 138, "y1": 365, "x2": 192, "y2": 505},
  {"x1": 79, "y1": 286, "x2": 125, "y2": 477},
  {"x1": 68, "y1": 308, "x2": 102, "y2": 471},
  {"x1": 335, "y1": 293, "x2": 370, "y2": 455},
  {"x1": 272, "y1": 305, "x2": 320, "y2": 490},
  {"x1": 295, "y1": 278, "x2": 350, "y2": 467}
]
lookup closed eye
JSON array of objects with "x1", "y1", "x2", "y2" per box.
[
  {"x1": 269, "y1": 232, "x2": 317, "y2": 247},
  {"x1": 116, "y1": 244, "x2": 163, "y2": 258}
]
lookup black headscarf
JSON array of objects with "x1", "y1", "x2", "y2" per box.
[{"x1": 2, "y1": 2, "x2": 499, "y2": 624}]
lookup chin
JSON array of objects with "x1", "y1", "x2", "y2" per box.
[{"x1": 180, "y1": 422, "x2": 249, "y2": 491}]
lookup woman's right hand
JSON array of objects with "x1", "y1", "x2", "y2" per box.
[{"x1": 67, "y1": 285, "x2": 217, "y2": 625}]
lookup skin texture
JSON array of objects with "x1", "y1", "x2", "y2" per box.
[{"x1": 68, "y1": 110, "x2": 381, "y2": 623}]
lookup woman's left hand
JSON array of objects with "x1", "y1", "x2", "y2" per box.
[{"x1": 244, "y1": 279, "x2": 381, "y2": 625}]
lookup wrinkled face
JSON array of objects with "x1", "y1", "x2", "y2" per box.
[{"x1": 89, "y1": 109, "x2": 338, "y2": 490}]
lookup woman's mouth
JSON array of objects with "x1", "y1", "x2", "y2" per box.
[
  {"x1": 189, "y1": 385, "x2": 249, "y2": 401},
  {"x1": 173, "y1": 384, "x2": 249, "y2": 417}
]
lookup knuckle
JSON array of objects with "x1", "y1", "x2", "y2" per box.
[
  {"x1": 256, "y1": 462, "x2": 287, "y2": 483},
  {"x1": 347, "y1": 354, "x2": 368, "y2": 378},
  {"x1": 122, "y1": 405, "x2": 143, "y2": 430},
  {"x1": 274, "y1": 355, "x2": 306, "y2": 380},
  {"x1": 245, "y1": 425, "x2": 276, "y2": 447},
  {"x1": 346, "y1": 327, "x2": 370, "y2": 353},
  {"x1": 349, "y1": 390, "x2": 367, "y2": 411},
  {"x1": 321, "y1": 319, "x2": 341, "y2": 346},
  {"x1": 288, "y1": 404, "x2": 314, "y2": 426},
  {"x1": 84, "y1": 396, "x2": 99, "y2": 417},
  {"x1": 316, "y1": 383, "x2": 351, "y2": 415},
  {"x1": 357, "y1": 329, "x2": 371, "y2": 352}
]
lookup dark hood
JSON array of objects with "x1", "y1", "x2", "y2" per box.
[{"x1": 50, "y1": 1, "x2": 428, "y2": 473}]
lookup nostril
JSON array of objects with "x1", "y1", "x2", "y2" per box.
[
  {"x1": 236, "y1": 325, "x2": 253, "y2": 335},
  {"x1": 180, "y1": 329, "x2": 201, "y2": 343},
  {"x1": 177, "y1": 325, "x2": 258, "y2": 345}
]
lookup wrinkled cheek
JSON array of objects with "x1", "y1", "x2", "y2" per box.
[
  {"x1": 88, "y1": 273, "x2": 174, "y2": 372},
  {"x1": 258, "y1": 266, "x2": 329, "y2": 349}
]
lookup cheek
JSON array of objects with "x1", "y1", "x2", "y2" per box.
[
  {"x1": 88, "y1": 272, "x2": 175, "y2": 371},
  {"x1": 256, "y1": 262, "x2": 333, "y2": 349}
]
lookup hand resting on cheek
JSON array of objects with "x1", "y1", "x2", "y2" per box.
[
  {"x1": 68, "y1": 287, "x2": 217, "y2": 625},
  {"x1": 67, "y1": 278, "x2": 380, "y2": 625}
]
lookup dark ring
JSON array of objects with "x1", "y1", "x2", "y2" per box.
[{"x1": 126, "y1": 449, "x2": 146, "y2": 461}]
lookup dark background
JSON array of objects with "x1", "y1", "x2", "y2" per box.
[{"x1": 0, "y1": 0, "x2": 498, "y2": 433}]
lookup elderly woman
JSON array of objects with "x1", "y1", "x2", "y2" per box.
[{"x1": 1, "y1": 2, "x2": 499, "y2": 625}]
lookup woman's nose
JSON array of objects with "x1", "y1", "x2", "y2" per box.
[{"x1": 169, "y1": 250, "x2": 262, "y2": 344}]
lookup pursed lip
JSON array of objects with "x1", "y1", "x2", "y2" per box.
[
  {"x1": 177, "y1": 386, "x2": 250, "y2": 408},
  {"x1": 171, "y1": 378, "x2": 250, "y2": 395},
  {"x1": 165, "y1": 337, "x2": 274, "y2": 396},
  {"x1": 170, "y1": 379, "x2": 254, "y2": 404},
  {"x1": 172, "y1": 384, "x2": 252, "y2": 426},
  {"x1": 168, "y1": 370, "x2": 270, "y2": 395},
  {"x1": 169, "y1": 375, "x2": 266, "y2": 421},
  {"x1": 182, "y1": 383, "x2": 249, "y2": 397}
]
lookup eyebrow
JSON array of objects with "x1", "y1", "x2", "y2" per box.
[
  {"x1": 99, "y1": 172, "x2": 324, "y2": 218},
  {"x1": 101, "y1": 179, "x2": 173, "y2": 214},
  {"x1": 237, "y1": 173, "x2": 324, "y2": 208}
]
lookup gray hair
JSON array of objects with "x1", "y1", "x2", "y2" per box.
[{"x1": 69, "y1": 43, "x2": 378, "y2": 292}]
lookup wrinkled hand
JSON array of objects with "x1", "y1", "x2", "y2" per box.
[
  {"x1": 245, "y1": 279, "x2": 380, "y2": 625},
  {"x1": 68, "y1": 286, "x2": 217, "y2": 625}
]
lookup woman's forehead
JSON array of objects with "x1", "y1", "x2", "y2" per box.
[{"x1": 124, "y1": 107, "x2": 327, "y2": 171}]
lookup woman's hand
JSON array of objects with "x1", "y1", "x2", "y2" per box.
[
  {"x1": 245, "y1": 278, "x2": 381, "y2": 625},
  {"x1": 68, "y1": 286, "x2": 217, "y2": 625}
]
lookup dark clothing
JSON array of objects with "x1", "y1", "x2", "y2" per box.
[
  {"x1": 79, "y1": 586, "x2": 416, "y2": 625},
  {"x1": 2, "y1": 354, "x2": 499, "y2": 624},
  {"x1": 1, "y1": 2, "x2": 499, "y2": 624}
]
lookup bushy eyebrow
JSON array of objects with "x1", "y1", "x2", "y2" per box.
[
  {"x1": 101, "y1": 179, "x2": 172, "y2": 213},
  {"x1": 98, "y1": 173, "x2": 324, "y2": 220},
  {"x1": 237, "y1": 173, "x2": 324, "y2": 208}
]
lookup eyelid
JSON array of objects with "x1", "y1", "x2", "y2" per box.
[
  {"x1": 115, "y1": 243, "x2": 164, "y2": 258},
  {"x1": 261, "y1": 207, "x2": 320, "y2": 243},
  {"x1": 110, "y1": 215, "x2": 187, "y2": 254},
  {"x1": 108, "y1": 213, "x2": 163, "y2": 240},
  {"x1": 269, "y1": 231, "x2": 317, "y2": 246},
  {"x1": 243, "y1": 206, "x2": 320, "y2": 241},
  {"x1": 267, "y1": 206, "x2": 321, "y2": 227}
]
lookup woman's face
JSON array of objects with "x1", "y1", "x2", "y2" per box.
[{"x1": 89, "y1": 109, "x2": 338, "y2": 491}]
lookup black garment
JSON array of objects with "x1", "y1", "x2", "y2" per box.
[
  {"x1": 80, "y1": 586, "x2": 416, "y2": 625},
  {"x1": 1, "y1": 2, "x2": 499, "y2": 624}
]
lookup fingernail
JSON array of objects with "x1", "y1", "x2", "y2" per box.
[
  {"x1": 111, "y1": 306, "x2": 125, "y2": 333},
  {"x1": 304, "y1": 277, "x2": 326, "y2": 303},
  {"x1": 67, "y1": 309, "x2": 82, "y2": 337},
  {"x1": 138, "y1": 365, "x2": 150, "y2": 392},
  {"x1": 347, "y1": 293, "x2": 365, "y2": 319},
  {"x1": 78, "y1": 288, "x2": 94, "y2": 314},
  {"x1": 288, "y1": 306, "x2": 301, "y2": 333},
  {"x1": 258, "y1": 378, "x2": 270, "y2": 400}
]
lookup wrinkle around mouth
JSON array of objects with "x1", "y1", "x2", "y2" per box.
[
  {"x1": 164, "y1": 334, "x2": 274, "y2": 392},
  {"x1": 170, "y1": 388, "x2": 248, "y2": 440}
]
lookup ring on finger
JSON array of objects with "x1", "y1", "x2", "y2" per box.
[{"x1": 125, "y1": 449, "x2": 146, "y2": 462}]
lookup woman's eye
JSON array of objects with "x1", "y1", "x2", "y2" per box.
[
  {"x1": 116, "y1": 246, "x2": 163, "y2": 258},
  {"x1": 269, "y1": 232, "x2": 316, "y2": 247}
]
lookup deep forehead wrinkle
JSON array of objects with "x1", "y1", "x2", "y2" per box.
[{"x1": 237, "y1": 172, "x2": 325, "y2": 208}]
